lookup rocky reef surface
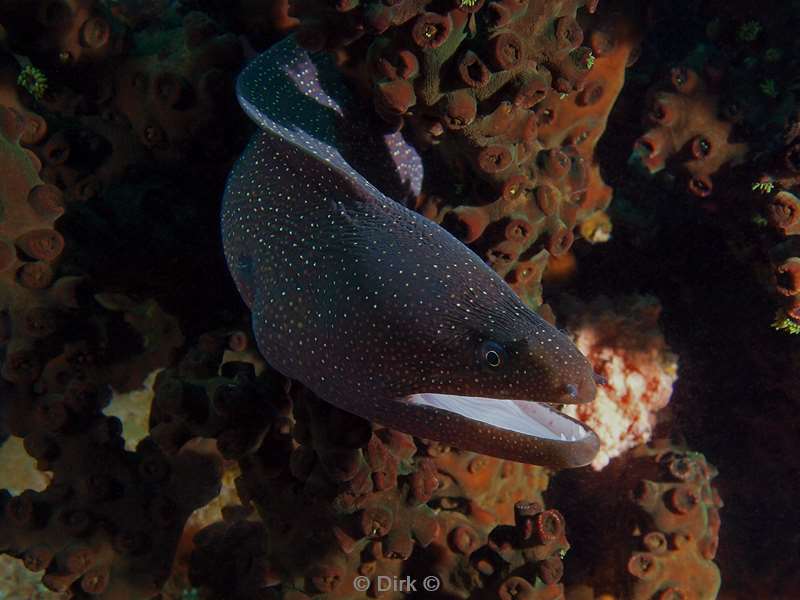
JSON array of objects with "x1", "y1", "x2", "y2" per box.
[{"x1": 0, "y1": 0, "x2": 797, "y2": 599}]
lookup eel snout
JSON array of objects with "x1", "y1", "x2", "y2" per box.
[{"x1": 559, "y1": 362, "x2": 598, "y2": 405}]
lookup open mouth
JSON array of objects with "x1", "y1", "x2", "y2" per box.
[{"x1": 401, "y1": 393, "x2": 593, "y2": 443}]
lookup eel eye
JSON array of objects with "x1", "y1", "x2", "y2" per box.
[{"x1": 480, "y1": 341, "x2": 506, "y2": 368}]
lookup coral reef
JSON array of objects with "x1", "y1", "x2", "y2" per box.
[
  {"x1": 0, "y1": 3, "x2": 248, "y2": 596},
  {"x1": 173, "y1": 0, "x2": 298, "y2": 50},
  {"x1": 0, "y1": 375, "x2": 221, "y2": 598},
  {"x1": 0, "y1": 553, "x2": 56, "y2": 600},
  {"x1": 619, "y1": 442, "x2": 722, "y2": 600},
  {"x1": 7, "y1": 0, "x2": 800, "y2": 598},
  {"x1": 628, "y1": 4, "x2": 800, "y2": 331},
  {"x1": 630, "y1": 65, "x2": 748, "y2": 198},
  {"x1": 560, "y1": 295, "x2": 677, "y2": 470},
  {"x1": 149, "y1": 331, "x2": 278, "y2": 460},
  {"x1": 0, "y1": 0, "x2": 127, "y2": 76},
  {"x1": 291, "y1": 0, "x2": 641, "y2": 308},
  {"x1": 110, "y1": 10, "x2": 246, "y2": 168},
  {"x1": 556, "y1": 439, "x2": 722, "y2": 600},
  {"x1": 152, "y1": 337, "x2": 566, "y2": 600},
  {"x1": 0, "y1": 102, "x2": 79, "y2": 392}
]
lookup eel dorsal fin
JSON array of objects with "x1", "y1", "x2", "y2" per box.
[{"x1": 236, "y1": 35, "x2": 422, "y2": 203}]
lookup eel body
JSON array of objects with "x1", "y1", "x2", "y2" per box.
[{"x1": 221, "y1": 36, "x2": 600, "y2": 468}]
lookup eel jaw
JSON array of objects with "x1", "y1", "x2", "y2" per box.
[
  {"x1": 403, "y1": 393, "x2": 592, "y2": 442},
  {"x1": 392, "y1": 393, "x2": 600, "y2": 468}
]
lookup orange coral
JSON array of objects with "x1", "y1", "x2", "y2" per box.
[
  {"x1": 31, "y1": 114, "x2": 149, "y2": 205},
  {"x1": 0, "y1": 64, "x2": 48, "y2": 147},
  {"x1": 631, "y1": 66, "x2": 748, "y2": 198},
  {"x1": 622, "y1": 442, "x2": 722, "y2": 600},
  {"x1": 0, "y1": 103, "x2": 84, "y2": 391},
  {"x1": 558, "y1": 440, "x2": 722, "y2": 600},
  {"x1": 775, "y1": 257, "x2": 800, "y2": 297},
  {"x1": 420, "y1": 12, "x2": 640, "y2": 307},
  {"x1": 767, "y1": 190, "x2": 800, "y2": 236}
]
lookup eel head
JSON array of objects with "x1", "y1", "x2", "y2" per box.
[{"x1": 362, "y1": 292, "x2": 601, "y2": 468}]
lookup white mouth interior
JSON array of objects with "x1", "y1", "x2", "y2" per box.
[{"x1": 404, "y1": 393, "x2": 589, "y2": 442}]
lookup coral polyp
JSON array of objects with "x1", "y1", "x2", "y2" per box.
[{"x1": 16, "y1": 65, "x2": 48, "y2": 101}]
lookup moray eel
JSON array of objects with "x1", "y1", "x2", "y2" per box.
[{"x1": 221, "y1": 36, "x2": 600, "y2": 468}]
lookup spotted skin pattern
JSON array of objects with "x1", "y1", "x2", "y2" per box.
[{"x1": 222, "y1": 37, "x2": 599, "y2": 467}]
